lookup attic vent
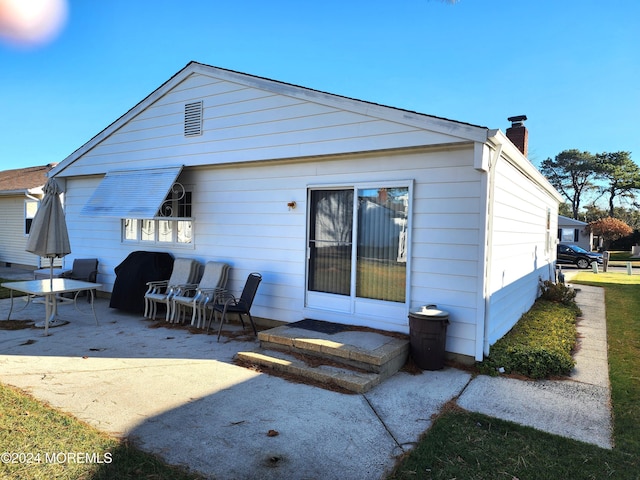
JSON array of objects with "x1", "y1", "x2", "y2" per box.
[{"x1": 184, "y1": 101, "x2": 203, "y2": 137}]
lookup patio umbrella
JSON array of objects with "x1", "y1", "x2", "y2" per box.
[{"x1": 26, "y1": 177, "x2": 71, "y2": 283}]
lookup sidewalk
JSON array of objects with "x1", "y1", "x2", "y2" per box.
[
  {"x1": 0, "y1": 269, "x2": 613, "y2": 479},
  {"x1": 457, "y1": 283, "x2": 612, "y2": 449}
]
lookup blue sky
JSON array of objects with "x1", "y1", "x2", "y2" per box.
[{"x1": 1, "y1": 0, "x2": 639, "y2": 170}]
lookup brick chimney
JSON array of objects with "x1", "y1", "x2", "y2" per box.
[{"x1": 506, "y1": 115, "x2": 528, "y2": 157}]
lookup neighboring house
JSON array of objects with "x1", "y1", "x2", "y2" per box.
[
  {"x1": 0, "y1": 164, "x2": 62, "y2": 269},
  {"x1": 558, "y1": 215, "x2": 592, "y2": 251},
  {"x1": 49, "y1": 62, "x2": 562, "y2": 362}
]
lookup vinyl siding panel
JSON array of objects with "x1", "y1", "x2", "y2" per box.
[
  {"x1": 64, "y1": 147, "x2": 484, "y2": 358},
  {"x1": 57, "y1": 73, "x2": 470, "y2": 177},
  {"x1": 0, "y1": 196, "x2": 41, "y2": 268},
  {"x1": 485, "y1": 155, "x2": 559, "y2": 349}
]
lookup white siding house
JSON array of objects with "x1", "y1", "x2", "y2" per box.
[
  {"x1": 0, "y1": 164, "x2": 62, "y2": 269},
  {"x1": 50, "y1": 62, "x2": 562, "y2": 361},
  {"x1": 558, "y1": 215, "x2": 592, "y2": 251}
]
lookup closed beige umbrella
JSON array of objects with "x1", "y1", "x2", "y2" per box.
[{"x1": 26, "y1": 177, "x2": 71, "y2": 282}]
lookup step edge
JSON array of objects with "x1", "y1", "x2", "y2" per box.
[{"x1": 237, "y1": 350, "x2": 381, "y2": 393}]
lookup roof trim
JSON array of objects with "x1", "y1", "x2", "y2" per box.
[
  {"x1": 558, "y1": 215, "x2": 588, "y2": 226},
  {"x1": 486, "y1": 129, "x2": 563, "y2": 203}
]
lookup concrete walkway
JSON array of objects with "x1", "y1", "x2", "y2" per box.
[
  {"x1": 458, "y1": 283, "x2": 612, "y2": 449},
  {"x1": 0, "y1": 268, "x2": 613, "y2": 479}
]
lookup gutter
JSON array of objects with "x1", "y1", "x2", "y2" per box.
[{"x1": 0, "y1": 188, "x2": 43, "y2": 199}]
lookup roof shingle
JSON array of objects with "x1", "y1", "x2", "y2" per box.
[{"x1": 0, "y1": 164, "x2": 56, "y2": 193}]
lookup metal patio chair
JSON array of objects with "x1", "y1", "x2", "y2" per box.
[
  {"x1": 207, "y1": 272, "x2": 262, "y2": 341},
  {"x1": 143, "y1": 258, "x2": 201, "y2": 321},
  {"x1": 170, "y1": 261, "x2": 230, "y2": 327},
  {"x1": 60, "y1": 258, "x2": 99, "y2": 302}
]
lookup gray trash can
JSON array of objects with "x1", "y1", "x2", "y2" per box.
[{"x1": 408, "y1": 305, "x2": 449, "y2": 370}]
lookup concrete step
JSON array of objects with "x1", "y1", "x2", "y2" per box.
[
  {"x1": 236, "y1": 322, "x2": 410, "y2": 393},
  {"x1": 236, "y1": 349, "x2": 382, "y2": 394}
]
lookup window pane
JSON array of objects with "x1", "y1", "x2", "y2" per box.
[
  {"x1": 177, "y1": 220, "x2": 192, "y2": 244},
  {"x1": 356, "y1": 187, "x2": 408, "y2": 302},
  {"x1": 121, "y1": 186, "x2": 193, "y2": 245},
  {"x1": 141, "y1": 219, "x2": 155, "y2": 241},
  {"x1": 560, "y1": 228, "x2": 578, "y2": 243},
  {"x1": 25, "y1": 200, "x2": 38, "y2": 235},
  {"x1": 308, "y1": 189, "x2": 353, "y2": 295},
  {"x1": 178, "y1": 191, "x2": 192, "y2": 217},
  {"x1": 158, "y1": 220, "x2": 173, "y2": 242},
  {"x1": 124, "y1": 219, "x2": 138, "y2": 240}
]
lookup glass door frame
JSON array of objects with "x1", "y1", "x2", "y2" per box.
[{"x1": 305, "y1": 181, "x2": 413, "y2": 321}]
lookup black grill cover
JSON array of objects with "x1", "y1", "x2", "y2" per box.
[{"x1": 109, "y1": 251, "x2": 174, "y2": 313}]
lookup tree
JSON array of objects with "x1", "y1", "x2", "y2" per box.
[
  {"x1": 588, "y1": 217, "x2": 633, "y2": 250},
  {"x1": 594, "y1": 151, "x2": 640, "y2": 217},
  {"x1": 540, "y1": 150, "x2": 598, "y2": 219},
  {"x1": 582, "y1": 203, "x2": 607, "y2": 223},
  {"x1": 558, "y1": 203, "x2": 573, "y2": 218}
]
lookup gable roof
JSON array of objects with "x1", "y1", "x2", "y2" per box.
[
  {"x1": 558, "y1": 215, "x2": 588, "y2": 227},
  {"x1": 51, "y1": 61, "x2": 492, "y2": 177},
  {"x1": 0, "y1": 164, "x2": 56, "y2": 195}
]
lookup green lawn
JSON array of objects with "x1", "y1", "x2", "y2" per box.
[
  {"x1": 0, "y1": 383, "x2": 204, "y2": 479},
  {"x1": 607, "y1": 250, "x2": 640, "y2": 267},
  {"x1": 0, "y1": 278, "x2": 27, "y2": 299},
  {"x1": 388, "y1": 271, "x2": 640, "y2": 480}
]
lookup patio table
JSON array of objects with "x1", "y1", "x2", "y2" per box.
[{"x1": 1, "y1": 278, "x2": 102, "y2": 336}]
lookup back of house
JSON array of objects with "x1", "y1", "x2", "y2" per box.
[{"x1": 49, "y1": 62, "x2": 561, "y2": 362}]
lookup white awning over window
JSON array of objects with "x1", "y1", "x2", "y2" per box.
[{"x1": 81, "y1": 166, "x2": 183, "y2": 218}]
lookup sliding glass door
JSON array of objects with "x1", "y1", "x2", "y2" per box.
[
  {"x1": 307, "y1": 184, "x2": 409, "y2": 315},
  {"x1": 308, "y1": 189, "x2": 354, "y2": 296}
]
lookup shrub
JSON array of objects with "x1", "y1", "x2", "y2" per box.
[
  {"x1": 539, "y1": 280, "x2": 580, "y2": 312},
  {"x1": 480, "y1": 300, "x2": 578, "y2": 379}
]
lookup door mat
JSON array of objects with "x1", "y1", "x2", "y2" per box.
[{"x1": 288, "y1": 319, "x2": 348, "y2": 335}]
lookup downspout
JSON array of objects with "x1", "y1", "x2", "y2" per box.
[{"x1": 482, "y1": 133, "x2": 502, "y2": 358}]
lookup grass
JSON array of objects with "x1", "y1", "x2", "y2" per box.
[
  {"x1": 310, "y1": 255, "x2": 407, "y2": 302},
  {"x1": 388, "y1": 271, "x2": 640, "y2": 480},
  {"x1": 0, "y1": 383, "x2": 204, "y2": 480},
  {"x1": 0, "y1": 278, "x2": 27, "y2": 299},
  {"x1": 607, "y1": 250, "x2": 640, "y2": 267},
  {"x1": 0, "y1": 278, "x2": 204, "y2": 479}
]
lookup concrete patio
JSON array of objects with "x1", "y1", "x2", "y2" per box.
[{"x1": 0, "y1": 267, "x2": 614, "y2": 479}]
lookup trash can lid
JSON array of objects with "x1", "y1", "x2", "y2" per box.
[{"x1": 410, "y1": 305, "x2": 449, "y2": 318}]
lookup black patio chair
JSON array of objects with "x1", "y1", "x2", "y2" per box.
[
  {"x1": 61, "y1": 258, "x2": 98, "y2": 282},
  {"x1": 60, "y1": 258, "x2": 98, "y2": 301},
  {"x1": 207, "y1": 272, "x2": 262, "y2": 342}
]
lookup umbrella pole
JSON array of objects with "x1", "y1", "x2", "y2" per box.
[{"x1": 50, "y1": 258, "x2": 55, "y2": 327}]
